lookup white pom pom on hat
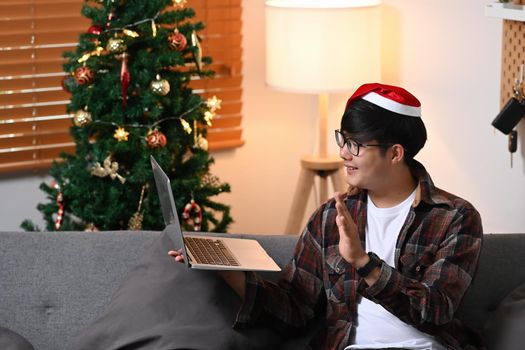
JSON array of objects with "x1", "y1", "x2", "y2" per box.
[{"x1": 345, "y1": 83, "x2": 421, "y2": 118}]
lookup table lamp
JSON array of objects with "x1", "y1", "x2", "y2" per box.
[{"x1": 265, "y1": 0, "x2": 381, "y2": 234}]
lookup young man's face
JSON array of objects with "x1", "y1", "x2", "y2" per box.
[{"x1": 338, "y1": 133, "x2": 394, "y2": 191}]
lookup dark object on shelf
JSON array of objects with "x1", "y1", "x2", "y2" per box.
[{"x1": 492, "y1": 97, "x2": 525, "y2": 135}]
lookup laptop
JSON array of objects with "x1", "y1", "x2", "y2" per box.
[{"x1": 151, "y1": 155, "x2": 281, "y2": 272}]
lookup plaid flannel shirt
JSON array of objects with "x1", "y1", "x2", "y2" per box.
[{"x1": 234, "y1": 161, "x2": 483, "y2": 350}]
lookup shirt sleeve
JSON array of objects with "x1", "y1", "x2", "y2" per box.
[
  {"x1": 358, "y1": 205, "x2": 483, "y2": 328},
  {"x1": 234, "y1": 206, "x2": 327, "y2": 333}
]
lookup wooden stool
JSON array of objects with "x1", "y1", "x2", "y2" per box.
[{"x1": 285, "y1": 155, "x2": 346, "y2": 234}]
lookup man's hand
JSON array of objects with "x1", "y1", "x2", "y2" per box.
[
  {"x1": 334, "y1": 192, "x2": 368, "y2": 268},
  {"x1": 335, "y1": 192, "x2": 381, "y2": 286},
  {"x1": 168, "y1": 249, "x2": 185, "y2": 263}
]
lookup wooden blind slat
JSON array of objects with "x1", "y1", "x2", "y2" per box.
[
  {"x1": 211, "y1": 114, "x2": 242, "y2": 129},
  {"x1": 0, "y1": 75, "x2": 65, "y2": 91},
  {"x1": 0, "y1": 3, "x2": 84, "y2": 18},
  {"x1": 0, "y1": 144, "x2": 75, "y2": 161},
  {"x1": 0, "y1": 18, "x2": 89, "y2": 33},
  {"x1": 0, "y1": 47, "x2": 74, "y2": 66},
  {"x1": 0, "y1": 132, "x2": 71, "y2": 150},
  {"x1": 0, "y1": 104, "x2": 68, "y2": 120},
  {"x1": 0, "y1": 159, "x2": 56, "y2": 173},
  {"x1": 0, "y1": 60, "x2": 65, "y2": 76},
  {"x1": 209, "y1": 139, "x2": 244, "y2": 151},
  {"x1": 0, "y1": 90, "x2": 70, "y2": 106},
  {"x1": 0, "y1": 118, "x2": 71, "y2": 134},
  {"x1": 201, "y1": 88, "x2": 241, "y2": 101}
]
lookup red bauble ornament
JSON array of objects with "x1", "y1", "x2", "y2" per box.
[
  {"x1": 75, "y1": 66, "x2": 94, "y2": 85},
  {"x1": 145, "y1": 129, "x2": 167, "y2": 148},
  {"x1": 168, "y1": 29, "x2": 187, "y2": 51},
  {"x1": 87, "y1": 25, "x2": 102, "y2": 36}
]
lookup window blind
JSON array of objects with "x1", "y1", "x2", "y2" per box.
[{"x1": 0, "y1": 0, "x2": 243, "y2": 174}]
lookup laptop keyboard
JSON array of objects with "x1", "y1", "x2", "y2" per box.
[{"x1": 184, "y1": 237, "x2": 240, "y2": 266}]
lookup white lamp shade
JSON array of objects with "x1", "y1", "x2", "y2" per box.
[{"x1": 265, "y1": 0, "x2": 381, "y2": 93}]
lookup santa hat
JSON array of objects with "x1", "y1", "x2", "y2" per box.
[{"x1": 345, "y1": 83, "x2": 421, "y2": 118}]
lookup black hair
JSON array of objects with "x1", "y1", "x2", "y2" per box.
[{"x1": 340, "y1": 99, "x2": 427, "y2": 163}]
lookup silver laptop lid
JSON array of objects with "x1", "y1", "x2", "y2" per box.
[{"x1": 150, "y1": 155, "x2": 190, "y2": 267}]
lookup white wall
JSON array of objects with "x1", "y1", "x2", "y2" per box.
[{"x1": 0, "y1": 0, "x2": 523, "y2": 233}]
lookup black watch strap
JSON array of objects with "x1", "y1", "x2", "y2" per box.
[{"x1": 357, "y1": 252, "x2": 381, "y2": 278}]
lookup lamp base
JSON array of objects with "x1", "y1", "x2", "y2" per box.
[{"x1": 285, "y1": 155, "x2": 346, "y2": 234}]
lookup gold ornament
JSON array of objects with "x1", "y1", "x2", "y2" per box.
[
  {"x1": 191, "y1": 31, "x2": 202, "y2": 71},
  {"x1": 180, "y1": 118, "x2": 192, "y2": 134},
  {"x1": 73, "y1": 108, "x2": 92, "y2": 127},
  {"x1": 151, "y1": 20, "x2": 157, "y2": 37},
  {"x1": 173, "y1": 0, "x2": 187, "y2": 8},
  {"x1": 150, "y1": 74, "x2": 170, "y2": 96},
  {"x1": 195, "y1": 134, "x2": 208, "y2": 151},
  {"x1": 106, "y1": 36, "x2": 126, "y2": 53},
  {"x1": 113, "y1": 127, "x2": 129, "y2": 141},
  {"x1": 127, "y1": 212, "x2": 143, "y2": 231},
  {"x1": 91, "y1": 155, "x2": 126, "y2": 184},
  {"x1": 128, "y1": 184, "x2": 147, "y2": 230},
  {"x1": 206, "y1": 96, "x2": 222, "y2": 112},
  {"x1": 123, "y1": 29, "x2": 139, "y2": 38},
  {"x1": 77, "y1": 46, "x2": 105, "y2": 63},
  {"x1": 204, "y1": 111, "x2": 214, "y2": 126}
]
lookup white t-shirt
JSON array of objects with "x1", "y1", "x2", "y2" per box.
[{"x1": 346, "y1": 190, "x2": 445, "y2": 350}]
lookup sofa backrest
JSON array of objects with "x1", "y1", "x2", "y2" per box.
[
  {"x1": 1, "y1": 231, "x2": 524, "y2": 350},
  {"x1": 456, "y1": 233, "x2": 525, "y2": 331},
  {"x1": 0, "y1": 230, "x2": 160, "y2": 350}
]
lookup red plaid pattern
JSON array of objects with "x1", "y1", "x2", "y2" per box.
[{"x1": 235, "y1": 161, "x2": 483, "y2": 350}]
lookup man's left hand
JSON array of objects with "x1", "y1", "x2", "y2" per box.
[{"x1": 334, "y1": 192, "x2": 368, "y2": 268}]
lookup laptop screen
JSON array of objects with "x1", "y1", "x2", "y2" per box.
[{"x1": 150, "y1": 155, "x2": 190, "y2": 266}]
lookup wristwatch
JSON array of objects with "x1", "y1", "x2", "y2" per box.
[{"x1": 357, "y1": 252, "x2": 382, "y2": 278}]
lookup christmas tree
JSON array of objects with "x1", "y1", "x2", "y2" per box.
[{"x1": 21, "y1": 0, "x2": 233, "y2": 232}]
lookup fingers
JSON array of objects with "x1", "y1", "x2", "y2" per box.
[
  {"x1": 335, "y1": 213, "x2": 349, "y2": 237},
  {"x1": 334, "y1": 192, "x2": 352, "y2": 222},
  {"x1": 168, "y1": 249, "x2": 185, "y2": 263},
  {"x1": 334, "y1": 192, "x2": 357, "y2": 237}
]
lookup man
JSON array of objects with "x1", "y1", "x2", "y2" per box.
[{"x1": 169, "y1": 83, "x2": 483, "y2": 350}]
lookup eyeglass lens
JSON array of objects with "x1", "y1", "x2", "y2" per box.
[{"x1": 335, "y1": 130, "x2": 359, "y2": 156}]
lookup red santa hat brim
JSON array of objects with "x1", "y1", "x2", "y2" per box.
[{"x1": 345, "y1": 83, "x2": 421, "y2": 118}]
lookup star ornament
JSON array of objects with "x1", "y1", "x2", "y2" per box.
[
  {"x1": 206, "y1": 95, "x2": 222, "y2": 112},
  {"x1": 204, "y1": 111, "x2": 214, "y2": 126},
  {"x1": 113, "y1": 127, "x2": 129, "y2": 142},
  {"x1": 173, "y1": 0, "x2": 187, "y2": 8}
]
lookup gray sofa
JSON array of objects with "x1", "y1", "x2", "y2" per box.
[{"x1": 1, "y1": 230, "x2": 524, "y2": 350}]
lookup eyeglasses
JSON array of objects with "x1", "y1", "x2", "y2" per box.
[{"x1": 334, "y1": 129, "x2": 394, "y2": 156}]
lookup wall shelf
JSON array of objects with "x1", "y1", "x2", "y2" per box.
[{"x1": 485, "y1": 3, "x2": 525, "y2": 21}]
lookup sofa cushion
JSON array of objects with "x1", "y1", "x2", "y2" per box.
[
  {"x1": 484, "y1": 282, "x2": 525, "y2": 350},
  {"x1": 69, "y1": 232, "x2": 282, "y2": 350},
  {"x1": 0, "y1": 327, "x2": 34, "y2": 350}
]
